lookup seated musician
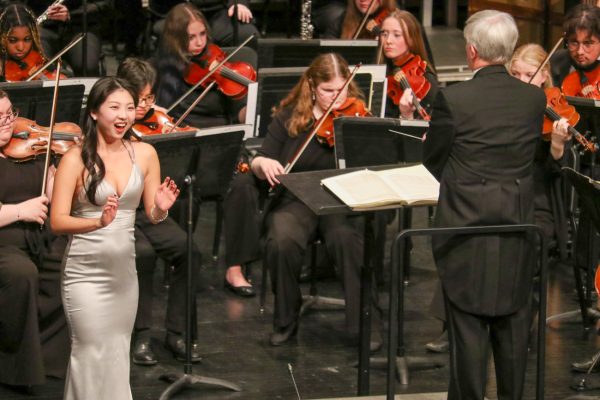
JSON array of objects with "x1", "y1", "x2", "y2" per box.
[
  {"x1": 315, "y1": 0, "x2": 397, "y2": 39},
  {"x1": 24, "y1": 0, "x2": 106, "y2": 76},
  {"x1": 0, "y1": 89, "x2": 70, "y2": 387},
  {"x1": 378, "y1": 9, "x2": 438, "y2": 119},
  {"x1": 153, "y1": 2, "x2": 256, "y2": 295},
  {"x1": 250, "y1": 52, "x2": 381, "y2": 348},
  {"x1": 556, "y1": 3, "x2": 600, "y2": 374},
  {"x1": 0, "y1": 3, "x2": 62, "y2": 81},
  {"x1": 149, "y1": 0, "x2": 259, "y2": 48},
  {"x1": 509, "y1": 43, "x2": 571, "y2": 255},
  {"x1": 116, "y1": 57, "x2": 203, "y2": 365},
  {"x1": 153, "y1": 2, "x2": 249, "y2": 129}
]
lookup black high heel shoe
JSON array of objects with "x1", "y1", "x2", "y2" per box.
[
  {"x1": 223, "y1": 278, "x2": 256, "y2": 297},
  {"x1": 269, "y1": 320, "x2": 299, "y2": 346}
]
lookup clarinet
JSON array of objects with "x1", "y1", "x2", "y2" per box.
[
  {"x1": 36, "y1": 0, "x2": 66, "y2": 24},
  {"x1": 300, "y1": 0, "x2": 314, "y2": 40}
]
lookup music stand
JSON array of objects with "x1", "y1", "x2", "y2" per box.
[
  {"x1": 333, "y1": 116, "x2": 443, "y2": 381},
  {"x1": 143, "y1": 132, "x2": 242, "y2": 399},
  {"x1": 562, "y1": 167, "x2": 600, "y2": 392},
  {"x1": 333, "y1": 116, "x2": 428, "y2": 169},
  {"x1": 256, "y1": 38, "x2": 379, "y2": 69},
  {"x1": 0, "y1": 81, "x2": 85, "y2": 124}
]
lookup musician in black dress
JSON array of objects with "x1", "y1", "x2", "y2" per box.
[
  {"x1": 250, "y1": 52, "x2": 381, "y2": 347},
  {"x1": 423, "y1": 10, "x2": 546, "y2": 399},
  {"x1": 378, "y1": 10, "x2": 438, "y2": 120},
  {"x1": 153, "y1": 2, "x2": 248, "y2": 128},
  {"x1": 153, "y1": 2, "x2": 256, "y2": 294},
  {"x1": 0, "y1": 89, "x2": 69, "y2": 387}
]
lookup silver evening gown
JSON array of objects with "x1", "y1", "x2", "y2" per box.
[{"x1": 62, "y1": 144, "x2": 143, "y2": 400}]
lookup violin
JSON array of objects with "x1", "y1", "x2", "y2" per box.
[
  {"x1": 561, "y1": 67, "x2": 600, "y2": 99},
  {"x1": 364, "y1": 8, "x2": 390, "y2": 36},
  {"x1": 4, "y1": 49, "x2": 66, "y2": 82},
  {"x1": 315, "y1": 97, "x2": 371, "y2": 147},
  {"x1": 132, "y1": 108, "x2": 196, "y2": 138},
  {"x1": 184, "y1": 44, "x2": 256, "y2": 100},
  {"x1": 387, "y1": 53, "x2": 431, "y2": 120},
  {"x1": 3, "y1": 117, "x2": 82, "y2": 161},
  {"x1": 544, "y1": 87, "x2": 597, "y2": 152}
]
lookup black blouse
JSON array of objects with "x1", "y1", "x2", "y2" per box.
[
  {"x1": 0, "y1": 157, "x2": 45, "y2": 249},
  {"x1": 257, "y1": 107, "x2": 336, "y2": 174}
]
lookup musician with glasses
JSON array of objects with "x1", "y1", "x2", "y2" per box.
[
  {"x1": 116, "y1": 57, "x2": 203, "y2": 366},
  {"x1": 556, "y1": 3, "x2": 600, "y2": 375},
  {"x1": 0, "y1": 89, "x2": 70, "y2": 388}
]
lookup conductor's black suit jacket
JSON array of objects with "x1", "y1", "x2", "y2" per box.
[{"x1": 423, "y1": 64, "x2": 546, "y2": 317}]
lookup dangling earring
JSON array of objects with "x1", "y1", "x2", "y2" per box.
[{"x1": 311, "y1": 91, "x2": 316, "y2": 102}]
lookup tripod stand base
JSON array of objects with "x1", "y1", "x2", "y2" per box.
[
  {"x1": 368, "y1": 355, "x2": 445, "y2": 385},
  {"x1": 158, "y1": 372, "x2": 242, "y2": 399},
  {"x1": 546, "y1": 308, "x2": 600, "y2": 324},
  {"x1": 570, "y1": 375, "x2": 600, "y2": 392},
  {"x1": 300, "y1": 295, "x2": 345, "y2": 315}
]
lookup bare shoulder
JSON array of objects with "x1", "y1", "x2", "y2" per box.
[
  {"x1": 131, "y1": 141, "x2": 157, "y2": 159},
  {"x1": 59, "y1": 145, "x2": 84, "y2": 171}
]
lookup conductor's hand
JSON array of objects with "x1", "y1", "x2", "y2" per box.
[
  {"x1": 228, "y1": 4, "x2": 253, "y2": 24},
  {"x1": 99, "y1": 195, "x2": 119, "y2": 228},
  {"x1": 398, "y1": 89, "x2": 416, "y2": 120},
  {"x1": 18, "y1": 195, "x2": 49, "y2": 225},
  {"x1": 154, "y1": 177, "x2": 180, "y2": 212},
  {"x1": 253, "y1": 157, "x2": 284, "y2": 186}
]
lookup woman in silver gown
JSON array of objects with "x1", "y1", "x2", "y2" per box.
[{"x1": 50, "y1": 77, "x2": 180, "y2": 400}]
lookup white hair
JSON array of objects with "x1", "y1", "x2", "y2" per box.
[{"x1": 464, "y1": 10, "x2": 518, "y2": 64}]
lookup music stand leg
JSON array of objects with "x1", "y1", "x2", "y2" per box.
[{"x1": 159, "y1": 174, "x2": 241, "y2": 399}]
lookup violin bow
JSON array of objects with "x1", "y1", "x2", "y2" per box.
[
  {"x1": 26, "y1": 33, "x2": 85, "y2": 81},
  {"x1": 283, "y1": 63, "x2": 361, "y2": 175},
  {"x1": 166, "y1": 81, "x2": 217, "y2": 133},
  {"x1": 166, "y1": 34, "x2": 255, "y2": 113},
  {"x1": 527, "y1": 36, "x2": 563, "y2": 85},
  {"x1": 352, "y1": 0, "x2": 378, "y2": 40},
  {"x1": 41, "y1": 60, "x2": 62, "y2": 198}
]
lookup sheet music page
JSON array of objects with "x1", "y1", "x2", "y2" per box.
[
  {"x1": 321, "y1": 169, "x2": 401, "y2": 208},
  {"x1": 378, "y1": 164, "x2": 439, "y2": 204}
]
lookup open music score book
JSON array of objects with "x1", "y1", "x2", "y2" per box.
[{"x1": 321, "y1": 164, "x2": 439, "y2": 210}]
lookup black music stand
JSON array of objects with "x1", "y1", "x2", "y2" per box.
[
  {"x1": 562, "y1": 168, "x2": 600, "y2": 392},
  {"x1": 332, "y1": 116, "x2": 443, "y2": 382},
  {"x1": 0, "y1": 81, "x2": 85, "y2": 124},
  {"x1": 143, "y1": 132, "x2": 242, "y2": 399},
  {"x1": 256, "y1": 38, "x2": 379, "y2": 68}
]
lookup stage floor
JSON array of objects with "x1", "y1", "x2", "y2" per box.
[{"x1": 1, "y1": 204, "x2": 599, "y2": 400}]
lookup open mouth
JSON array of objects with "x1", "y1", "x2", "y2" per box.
[{"x1": 114, "y1": 121, "x2": 128, "y2": 134}]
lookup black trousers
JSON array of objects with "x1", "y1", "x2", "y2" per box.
[
  {"x1": 134, "y1": 210, "x2": 201, "y2": 337},
  {"x1": 444, "y1": 292, "x2": 533, "y2": 400},
  {"x1": 39, "y1": 27, "x2": 102, "y2": 76},
  {"x1": 0, "y1": 236, "x2": 69, "y2": 386},
  {"x1": 264, "y1": 194, "x2": 366, "y2": 334},
  {"x1": 209, "y1": 8, "x2": 260, "y2": 47},
  {"x1": 222, "y1": 172, "x2": 262, "y2": 267}
]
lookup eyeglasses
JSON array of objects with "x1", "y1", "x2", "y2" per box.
[
  {"x1": 566, "y1": 39, "x2": 600, "y2": 51},
  {"x1": 139, "y1": 94, "x2": 156, "y2": 106},
  {"x1": 0, "y1": 108, "x2": 18, "y2": 126}
]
